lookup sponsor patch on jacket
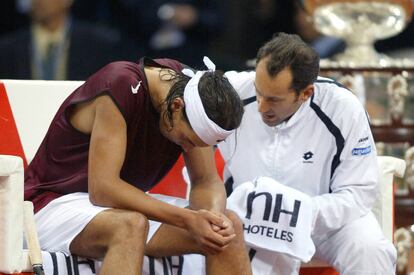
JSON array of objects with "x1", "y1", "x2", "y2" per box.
[
  {"x1": 352, "y1": 145, "x2": 371, "y2": 156},
  {"x1": 358, "y1": 136, "x2": 369, "y2": 143}
]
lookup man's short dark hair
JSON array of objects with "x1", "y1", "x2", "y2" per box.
[{"x1": 256, "y1": 32, "x2": 320, "y2": 95}]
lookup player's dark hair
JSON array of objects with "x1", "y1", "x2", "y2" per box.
[
  {"x1": 256, "y1": 32, "x2": 320, "y2": 95},
  {"x1": 161, "y1": 69, "x2": 244, "y2": 131}
]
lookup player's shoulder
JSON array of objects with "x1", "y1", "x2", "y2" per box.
[
  {"x1": 87, "y1": 61, "x2": 140, "y2": 88},
  {"x1": 99, "y1": 61, "x2": 139, "y2": 76}
]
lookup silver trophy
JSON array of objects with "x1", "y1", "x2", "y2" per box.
[{"x1": 305, "y1": 0, "x2": 414, "y2": 68}]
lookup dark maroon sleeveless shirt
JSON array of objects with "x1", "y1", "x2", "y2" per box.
[{"x1": 25, "y1": 58, "x2": 183, "y2": 213}]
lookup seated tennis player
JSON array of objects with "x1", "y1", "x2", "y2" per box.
[{"x1": 24, "y1": 56, "x2": 252, "y2": 275}]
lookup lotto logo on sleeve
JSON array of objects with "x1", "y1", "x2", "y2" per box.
[{"x1": 352, "y1": 145, "x2": 371, "y2": 156}]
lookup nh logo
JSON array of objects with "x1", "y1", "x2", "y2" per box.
[{"x1": 245, "y1": 192, "x2": 301, "y2": 227}]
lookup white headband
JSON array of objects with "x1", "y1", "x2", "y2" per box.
[{"x1": 182, "y1": 57, "x2": 235, "y2": 145}]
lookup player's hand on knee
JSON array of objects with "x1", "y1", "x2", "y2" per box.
[
  {"x1": 186, "y1": 209, "x2": 235, "y2": 255},
  {"x1": 212, "y1": 212, "x2": 235, "y2": 238}
]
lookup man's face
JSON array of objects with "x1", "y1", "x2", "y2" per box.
[
  {"x1": 255, "y1": 59, "x2": 310, "y2": 127},
  {"x1": 159, "y1": 99, "x2": 209, "y2": 152}
]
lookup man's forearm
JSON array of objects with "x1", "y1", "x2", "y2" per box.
[
  {"x1": 189, "y1": 180, "x2": 227, "y2": 213},
  {"x1": 90, "y1": 177, "x2": 196, "y2": 229}
]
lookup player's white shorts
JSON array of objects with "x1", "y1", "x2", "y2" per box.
[{"x1": 34, "y1": 192, "x2": 188, "y2": 255}]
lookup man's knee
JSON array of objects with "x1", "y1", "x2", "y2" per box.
[
  {"x1": 337, "y1": 237, "x2": 396, "y2": 274},
  {"x1": 317, "y1": 214, "x2": 396, "y2": 269},
  {"x1": 364, "y1": 237, "x2": 396, "y2": 265},
  {"x1": 352, "y1": 236, "x2": 395, "y2": 258},
  {"x1": 70, "y1": 209, "x2": 149, "y2": 258},
  {"x1": 108, "y1": 210, "x2": 149, "y2": 245}
]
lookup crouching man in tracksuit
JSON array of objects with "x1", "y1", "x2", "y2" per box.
[{"x1": 219, "y1": 32, "x2": 396, "y2": 275}]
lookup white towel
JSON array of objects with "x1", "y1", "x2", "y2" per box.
[{"x1": 227, "y1": 177, "x2": 316, "y2": 262}]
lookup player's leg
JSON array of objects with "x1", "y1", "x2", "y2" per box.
[
  {"x1": 145, "y1": 209, "x2": 252, "y2": 275},
  {"x1": 69, "y1": 209, "x2": 149, "y2": 275},
  {"x1": 35, "y1": 193, "x2": 148, "y2": 274}
]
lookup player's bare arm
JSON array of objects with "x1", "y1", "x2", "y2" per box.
[
  {"x1": 184, "y1": 146, "x2": 227, "y2": 213},
  {"x1": 184, "y1": 147, "x2": 236, "y2": 243}
]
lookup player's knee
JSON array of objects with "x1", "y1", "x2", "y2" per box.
[{"x1": 110, "y1": 211, "x2": 149, "y2": 244}]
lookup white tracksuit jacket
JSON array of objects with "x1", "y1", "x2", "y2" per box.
[{"x1": 219, "y1": 71, "x2": 379, "y2": 244}]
